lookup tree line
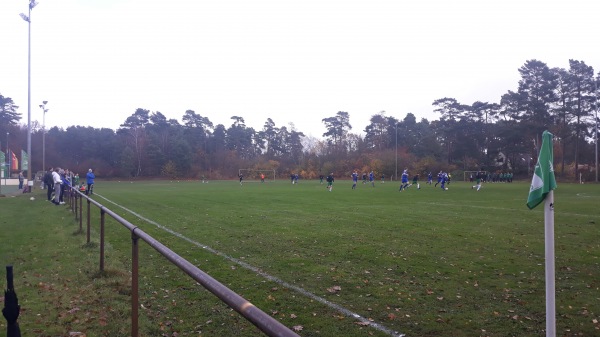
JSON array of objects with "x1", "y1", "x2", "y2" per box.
[{"x1": 1, "y1": 59, "x2": 598, "y2": 181}]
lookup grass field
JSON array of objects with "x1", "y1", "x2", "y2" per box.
[{"x1": 1, "y1": 179, "x2": 599, "y2": 336}]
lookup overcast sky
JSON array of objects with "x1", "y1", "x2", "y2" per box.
[{"x1": 1, "y1": 0, "x2": 598, "y2": 138}]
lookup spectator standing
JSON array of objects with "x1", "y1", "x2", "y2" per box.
[
  {"x1": 51, "y1": 168, "x2": 62, "y2": 205},
  {"x1": 43, "y1": 167, "x2": 54, "y2": 201},
  {"x1": 18, "y1": 171, "x2": 24, "y2": 189},
  {"x1": 86, "y1": 169, "x2": 95, "y2": 195},
  {"x1": 59, "y1": 169, "x2": 69, "y2": 204}
]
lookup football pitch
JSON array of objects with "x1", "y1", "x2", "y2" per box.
[{"x1": 85, "y1": 179, "x2": 599, "y2": 336}]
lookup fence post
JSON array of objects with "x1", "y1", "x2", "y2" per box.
[
  {"x1": 100, "y1": 209, "x2": 105, "y2": 272},
  {"x1": 74, "y1": 190, "x2": 78, "y2": 221},
  {"x1": 86, "y1": 199, "x2": 91, "y2": 244},
  {"x1": 79, "y1": 193, "x2": 83, "y2": 232},
  {"x1": 131, "y1": 230, "x2": 140, "y2": 337}
]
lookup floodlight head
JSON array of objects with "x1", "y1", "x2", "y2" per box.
[
  {"x1": 39, "y1": 105, "x2": 43, "y2": 108},
  {"x1": 19, "y1": 13, "x2": 30, "y2": 22},
  {"x1": 43, "y1": 100, "x2": 48, "y2": 105},
  {"x1": 30, "y1": 1, "x2": 38, "y2": 9}
]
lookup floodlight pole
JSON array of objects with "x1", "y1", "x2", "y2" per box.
[
  {"x1": 595, "y1": 79, "x2": 598, "y2": 183},
  {"x1": 6, "y1": 132, "x2": 9, "y2": 182},
  {"x1": 21, "y1": 0, "x2": 39, "y2": 192},
  {"x1": 39, "y1": 101, "x2": 48, "y2": 175},
  {"x1": 395, "y1": 122, "x2": 398, "y2": 181}
]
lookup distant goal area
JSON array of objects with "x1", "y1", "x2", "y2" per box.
[
  {"x1": 463, "y1": 171, "x2": 489, "y2": 181},
  {"x1": 238, "y1": 169, "x2": 276, "y2": 183}
]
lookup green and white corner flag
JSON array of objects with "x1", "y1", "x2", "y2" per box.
[
  {"x1": 527, "y1": 130, "x2": 558, "y2": 337},
  {"x1": 527, "y1": 130, "x2": 557, "y2": 209}
]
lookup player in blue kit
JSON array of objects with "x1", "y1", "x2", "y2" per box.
[
  {"x1": 434, "y1": 171, "x2": 443, "y2": 187},
  {"x1": 440, "y1": 172, "x2": 448, "y2": 190},
  {"x1": 369, "y1": 171, "x2": 375, "y2": 187},
  {"x1": 399, "y1": 169, "x2": 409, "y2": 191},
  {"x1": 351, "y1": 171, "x2": 358, "y2": 190}
]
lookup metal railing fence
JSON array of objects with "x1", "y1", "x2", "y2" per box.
[{"x1": 64, "y1": 187, "x2": 300, "y2": 337}]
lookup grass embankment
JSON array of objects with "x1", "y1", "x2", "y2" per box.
[
  {"x1": 0, "y1": 194, "x2": 133, "y2": 336},
  {"x1": 1, "y1": 180, "x2": 599, "y2": 336}
]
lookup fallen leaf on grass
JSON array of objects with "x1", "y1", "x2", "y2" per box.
[
  {"x1": 355, "y1": 321, "x2": 370, "y2": 326},
  {"x1": 293, "y1": 325, "x2": 303, "y2": 331},
  {"x1": 327, "y1": 285, "x2": 342, "y2": 293}
]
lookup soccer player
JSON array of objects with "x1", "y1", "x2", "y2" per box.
[
  {"x1": 260, "y1": 173, "x2": 265, "y2": 183},
  {"x1": 319, "y1": 174, "x2": 324, "y2": 184},
  {"x1": 326, "y1": 173, "x2": 334, "y2": 191},
  {"x1": 369, "y1": 171, "x2": 375, "y2": 187},
  {"x1": 239, "y1": 173, "x2": 244, "y2": 185},
  {"x1": 399, "y1": 169, "x2": 409, "y2": 191},
  {"x1": 351, "y1": 171, "x2": 358, "y2": 190},
  {"x1": 381, "y1": 173, "x2": 385, "y2": 184},
  {"x1": 411, "y1": 174, "x2": 420, "y2": 189},
  {"x1": 440, "y1": 172, "x2": 448, "y2": 190},
  {"x1": 434, "y1": 171, "x2": 443, "y2": 187},
  {"x1": 472, "y1": 171, "x2": 482, "y2": 191},
  {"x1": 362, "y1": 173, "x2": 367, "y2": 184},
  {"x1": 427, "y1": 172, "x2": 433, "y2": 185}
]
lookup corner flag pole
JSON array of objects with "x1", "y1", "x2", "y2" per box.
[
  {"x1": 544, "y1": 190, "x2": 555, "y2": 337},
  {"x1": 526, "y1": 130, "x2": 557, "y2": 337}
]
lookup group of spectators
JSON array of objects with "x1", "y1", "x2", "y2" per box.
[
  {"x1": 468, "y1": 172, "x2": 513, "y2": 183},
  {"x1": 42, "y1": 167, "x2": 95, "y2": 205}
]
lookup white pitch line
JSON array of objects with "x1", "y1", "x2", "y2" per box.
[
  {"x1": 95, "y1": 193, "x2": 405, "y2": 337},
  {"x1": 417, "y1": 202, "x2": 600, "y2": 219}
]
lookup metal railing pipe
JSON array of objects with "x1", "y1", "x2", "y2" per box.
[{"x1": 133, "y1": 227, "x2": 300, "y2": 337}]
